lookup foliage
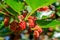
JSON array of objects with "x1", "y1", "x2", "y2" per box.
[{"x1": 1, "y1": 0, "x2": 60, "y2": 37}]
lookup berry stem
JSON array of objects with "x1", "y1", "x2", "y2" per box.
[
  {"x1": 0, "y1": 11, "x2": 10, "y2": 16},
  {"x1": 0, "y1": 3, "x2": 15, "y2": 17}
]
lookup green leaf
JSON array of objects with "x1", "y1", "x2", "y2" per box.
[
  {"x1": 25, "y1": 0, "x2": 56, "y2": 11},
  {"x1": 5, "y1": 0, "x2": 24, "y2": 13},
  {"x1": 36, "y1": 19, "x2": 60, "y2": 28},
  {"x1": 6, "y1": 7, "x2": 18, "y2": 16},
  {"x1": 25, "y1": 0, "x2": 56, "y2": 20}
]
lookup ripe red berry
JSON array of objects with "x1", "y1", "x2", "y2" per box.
[
  {"x1": 19, "y1": 21, "x2": 26, "y2": 30},
  {"x1": 4, "y1": 16, "x2": 9, "y2": 26},
  {"x1": 37, "y1": 28, "x2": 42, "y2": 33},
  {"x1": 34, "y1": 25, "x2": 43, "y2": 33},
  {"x1": 10, "y1": 21, "x2": 18, "y2": 31},
  {"x1": 28, "y1": 16, "x2": 34, "y2": 20},
  {"x1": 37, "y1": 8, "x2": 43, "y2": 11},
  {"x1": 28, "y1": 16, "x2": 36, "y2": 28},
  {"x1": 34, "y1": 31, "x2": 39, "y2": 38},
  {"x1": 37, "y1": 6, "x2": 49, "y2": 11},
  {"x1": 28, "y1": 19, "x2": 35, "y2": 28},
  {"x1": 28, "y1": 16, "x2": 36, "y2": 21}
]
